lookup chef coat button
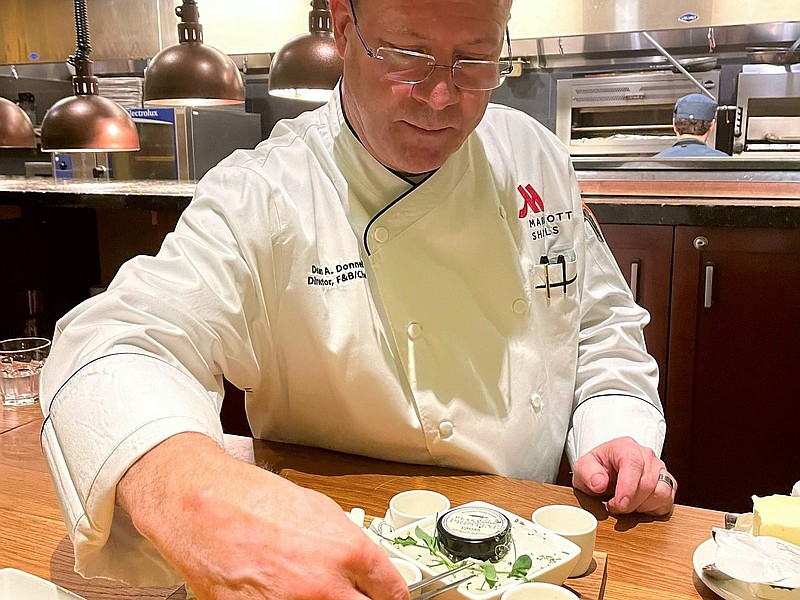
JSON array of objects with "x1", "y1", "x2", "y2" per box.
[
  {"x1": 512, "y1": 299, "x2": 528, "y2": 315},
  {"x1": 407, "y1": 322, "x2": 422, "y2": 339},
  {"x1": 373, "y1": 227, "x2": 389, "y2": 243},
  {"x1": 530, "y1": 393, "x2": 543, "y2": 413},
  {"x1": 499, "y1": 205, "x2": 507, "y2": 219},
  {"x1": 438, "y1": 420, "x2": 455, "y2": 439}
]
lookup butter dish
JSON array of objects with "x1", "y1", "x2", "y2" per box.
[{"x1": 0, "y1": 568, "x2": 86, "y2": 600}]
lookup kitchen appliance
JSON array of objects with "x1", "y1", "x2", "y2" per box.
[
  {"x1": 733, "y1": 71, "x2": 800, "y2": 157},
  {"x1": 109, "y1": 106, "x2": 261, "y2": 181},
  {"x1": 556, "y1": 70, "x2": 721, "y2": 156}
]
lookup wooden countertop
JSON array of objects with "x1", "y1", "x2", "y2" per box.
[
  {"x1": 0, "y1": 410, "x2": 727, "y2": 600},
  {"x1": 579, "y1": 179, "x2": 800, "y2": 204}
]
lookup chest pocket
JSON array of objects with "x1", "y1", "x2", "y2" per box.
[{"x1": 529, "y1": 249, "x2": 579, "y2": 341}]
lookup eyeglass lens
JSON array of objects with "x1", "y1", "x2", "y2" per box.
[{"x1": 375, "y1": 48, "x2": 507, "y2": 91}]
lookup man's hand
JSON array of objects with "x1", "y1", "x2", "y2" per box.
[
  {"x1": 118, "y1": 433, "x2": 409, "y2": 600},
  {"x1": 571, "y1": 436, "x2": 676, "y2": 516}
]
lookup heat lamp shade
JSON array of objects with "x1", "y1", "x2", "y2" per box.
[
  {"x1": 144, "y1": 42, "x2": 245, "y2": 106},
  {"x1": 40, "y1": 94, "x2": 140, "y2": 153},
  {"x1": 268, "y1": 31, "x2": 343, "y2": 102},
  {"x1": 0, "y1": 96, "x2": 36, "y2": 148}
]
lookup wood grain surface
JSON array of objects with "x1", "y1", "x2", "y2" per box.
[
  {"x1": 0, "y1": 403, "x2": 41, "y2": 434},
  {"x1": 579, "y1": 179, "x2": 800, "y2": 202},
  {"x1": 565, "y1": 551, "x2": 608, "y2": 600},
  {"x1": 0, "y1": 418, "x2": 727, "y2": 600}
]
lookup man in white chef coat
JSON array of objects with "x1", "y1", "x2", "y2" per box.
[{"x1": 39, "y1": 0, "x2": 676, "y2": 597}]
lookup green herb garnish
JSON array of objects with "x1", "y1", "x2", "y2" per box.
[
  {"x1": 509, "y1": 555, "x2": 533, "y2": 579},
  {"x1": 481, "y1": 562, "x2": 498, "y2": 588},
  {"x1": 376, "y1": 525, "x2": 535, "y2": 590}
]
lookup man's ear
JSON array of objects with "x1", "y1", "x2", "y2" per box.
[{"x1": 329, "y1": 0, "x2": 352, "y2": 57}]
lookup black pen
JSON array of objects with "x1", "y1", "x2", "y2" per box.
[
  {"x1": 557, "y1": 255, "x2": 566, "y2": 295},
  {"x1": 540, "y1": 255, "x2": 551, "y2": 300}
]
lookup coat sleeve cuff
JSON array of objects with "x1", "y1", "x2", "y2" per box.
[
  {"x1": 41, "y1": 353, "x2": 225, "y2": 586},
  {"x1": 565, "y1": 394, "x2": 666, "y2": 467}
]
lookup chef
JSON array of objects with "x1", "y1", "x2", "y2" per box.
[
  {"x1": 39, "y1": 0, "x2": 676, "y2": 597},
  {"x1": 654, "y1": 93, "x2": 729, "y2": 157}
]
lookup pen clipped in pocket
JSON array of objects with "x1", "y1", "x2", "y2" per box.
[{"x1": 533, "y1": 250, "x2": 577, "y2": 302}]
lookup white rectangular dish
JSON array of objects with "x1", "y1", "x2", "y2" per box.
[
  {"x1": 0, "y1": 568, "x2": 86, "y2": 600},
  {"x1": 379, "y1": 500, "x2": 581, "y2": 599}
]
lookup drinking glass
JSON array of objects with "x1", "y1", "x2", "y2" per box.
[{"x1": 0, "y1": 337, "x2": 51, "y2": 406}]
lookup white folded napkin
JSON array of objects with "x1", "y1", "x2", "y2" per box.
[{"x1": 713, "y1": 528, "x2": 800, "y2": 588}]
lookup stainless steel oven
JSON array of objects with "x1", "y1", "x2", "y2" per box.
[
  {"x1": 109, "y1": 107, "x2": 262, "y2": 182},
  {"x1": 556, "y1": 71, "x2": 721, "y2": 156},
  {"x1": 733, "y1": 71, "x2": 800, "y2": 157}
]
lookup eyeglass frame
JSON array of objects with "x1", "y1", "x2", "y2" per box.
[{"x1": 347, "y1": 0, "x2": 514, "y2": 91}]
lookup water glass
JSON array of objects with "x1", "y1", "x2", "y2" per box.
[{"x1": 0, "y1": 337, "x2": 51, "y2": 406}]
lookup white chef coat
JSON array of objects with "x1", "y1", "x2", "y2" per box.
[{"x1": 40, "y1": 85, "x2": 664, "y2": 585}]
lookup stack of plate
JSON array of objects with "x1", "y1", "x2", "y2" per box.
[{"x1": 97, "y1": 77, "x2": 143, "y2": 108}]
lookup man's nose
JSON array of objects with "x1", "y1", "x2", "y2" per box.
[{"x1": 412, "y1": 66, "x2": 460, "y2": 110}]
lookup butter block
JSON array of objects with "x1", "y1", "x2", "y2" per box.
[{"x1": 753, "y1": 495, "x2": 800, "y2": 547}]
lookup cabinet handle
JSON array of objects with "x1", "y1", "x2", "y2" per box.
[
  {"x1": 630, "y1": 260, "x2": 640, "y2": 303},
  {"x1": 703, "y1": 263, "x2": 714, "y2": 308}
]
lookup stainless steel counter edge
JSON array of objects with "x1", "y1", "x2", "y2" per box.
[{"x1": 1, "y1": 176, "x2": 799, "y2": 228}]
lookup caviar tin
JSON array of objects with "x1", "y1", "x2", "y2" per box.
[{"x1": 436, "y1": 506, "x2": 512, "y2": 561}]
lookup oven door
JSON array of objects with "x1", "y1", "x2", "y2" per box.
[{"x1": 556, "y1": 71, "x2": 720, "y2": 156}]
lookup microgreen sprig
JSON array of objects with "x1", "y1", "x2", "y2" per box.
[{"x1": 372, "y1": 522, "x2": 535, "y2": 590}]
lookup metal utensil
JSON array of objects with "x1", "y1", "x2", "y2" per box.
[
  {"x1": 724, "y1": 512, "x2": 742, "y2": 530},
  {"x1": 702, "y1": 563, "x2": 733, "y2": 581},
  {"x1": 700, "y1": 513, "x2": 740, "y2": 582},
  {"x1": 407, "y1": 563, "x2": 478, "y2": 600}
]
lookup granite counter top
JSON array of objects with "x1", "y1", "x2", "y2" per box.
[
  {"x1": 1, "y1": 175, "x2": 799, "y2": 228},
  {"x1": 0, "y1": 177, "x2": 195, "y2": 211}
]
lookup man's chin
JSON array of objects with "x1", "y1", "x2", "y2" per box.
[{"x1": 390, "y1": 145, "x2": 457, "y2": 175}]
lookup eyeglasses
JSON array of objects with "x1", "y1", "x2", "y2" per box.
[{"x1": 348, "y1": 0, "x2": 513, "y2": 91}]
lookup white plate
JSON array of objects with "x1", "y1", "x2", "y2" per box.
[
  {"x1": 0, "y1": 569, "x2": 86, "y2": 600},
  {"x1": 694, "y1": 538, "x2": 759, "y2": 600},
  {"x1": 379, "y1": 500, "x2": 581, "y2": 599}
]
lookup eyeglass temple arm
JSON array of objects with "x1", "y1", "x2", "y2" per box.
[
  {"x1": 347, "y1": 0, "x2": 377, "y2": 58},
  {"x1": 503, "y1": 27, "x2": 513, "y2": 72}
]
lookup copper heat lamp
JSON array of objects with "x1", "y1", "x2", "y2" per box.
[
  {"x1": 144, "y1": 0, "x2": 245, "y2": 106},
  {"x1": 0, "y1": 97, "x2": 36, "y2": 148},
  {"x1": 40, "y1": 0, "x2": 139, "y2": 152},
  {"x1": 268, "y1": 0, "x2": 343, "y2": 102}
]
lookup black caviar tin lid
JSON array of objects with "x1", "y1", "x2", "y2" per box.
[{"x1": 436, "y1": 506, "x2": 512, "y2": 562}]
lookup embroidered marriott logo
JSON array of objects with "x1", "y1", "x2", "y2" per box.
[
  {"x1": 517, "y1": 184, "x2": 545, "y2": 218},
  {"x1": 516, "y1": 184, "x2": 574, "y2": 240}
]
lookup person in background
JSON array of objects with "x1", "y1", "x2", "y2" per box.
[
  {"x1": 654, "y1": 93, "x2": 728, "y2": 157},
  {"x1": 39, "y1": 0, "x2": 676, "y2": 597}
]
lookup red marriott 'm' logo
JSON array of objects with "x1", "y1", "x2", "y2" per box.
[{"x1": 517, "y1": 184, "x2": 545, "y2": 218}]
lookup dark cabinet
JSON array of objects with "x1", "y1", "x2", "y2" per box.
[
  {"x1": 603, "y1": 225, "x2": 673, "y2": 401},
  {"x1": 604, "y1": 223, "x2": 800, "y2": 511},
  {"x1": 0, "y1": 207, "x2": 99, "y2": 340},
  {"x1": 666, "y1": 226, "x2": 800, "y2": 512}
]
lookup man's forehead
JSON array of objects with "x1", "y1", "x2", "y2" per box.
[{"x1": 353, "y1": 0, "x2": 512, "y2": 9}]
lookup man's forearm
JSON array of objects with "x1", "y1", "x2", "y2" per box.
[
  {"x1": 116, "y1": 432, "x2": 235, "y2": 570},
  {"x1": 115, "y1": 431, "x2": 409, "y2": 599}
]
